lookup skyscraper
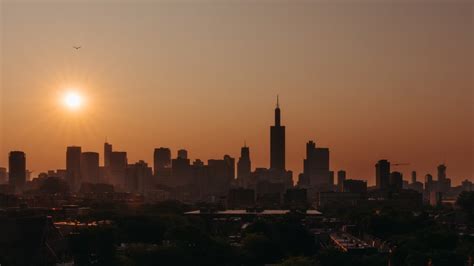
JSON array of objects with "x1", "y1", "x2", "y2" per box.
[
  {"x1": 104, "y1": 142, "x2": 112, "y2": 168},
  {"x1": 110, "y1": 151, "x2": 128, "y2": 188},
  {"x1": 437, "y1": 164, "x2": 447, "y2": 181},
  {"x1": 375, "y1": 159, "x2": 390, "y2": 190},
  {"x1": 270, "y1": 96, "x2": 285, "y2": 171},
  {"x1": 80, "y1": 152, "x2": 100, "y2": 184},
  {"x1": 302, "y1": 141, "x2": 331, "y2": 188},
  {"x1": 436, "y1": 164, "x2": 450, "y2": 192},
  {"x1": 126, "y1": 160, "x2": 153, "y2": 193},
  {"x1": 66, "y1": 146, "x2": 82, "y2": 191},
  {"x1": 425, "y1": 174, "x2": 433, "y2": 191},
  {"x1": 224, "y1": 154, "x2": 235, "y2": 180},
  {"x1": 9, "y1": 151, "x2": 26, "y2": 192},
  {"x1": 237, "y1": 145, "x2": 251, "y2": 180},
  {"x1": 172, "y1": 154, "x2": 192, "y2": 186},
  {"x1": 390, "y1": 171, "x2": 403, "y2": 190},
  {"x1": 154, "y1": 147, "x2": 171, "y2": 176},
  {"x1": 337, "y1": 170, "x2": 346, "y2": 192},
  {"x1": 208, "y1": 155, "x2": 235, "y2": 196}
]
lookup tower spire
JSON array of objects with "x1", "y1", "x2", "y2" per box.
[{"x1": 274, "y1": 95, "x2": 281, "y2": 126}]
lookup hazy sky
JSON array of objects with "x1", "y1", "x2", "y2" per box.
[{"x1": 1, "y1": 0, "x2": 473, "y2": 185}]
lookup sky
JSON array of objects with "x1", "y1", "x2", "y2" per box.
[{"x1": 1, "y1": 0, "x2": 473, "y2": 185}]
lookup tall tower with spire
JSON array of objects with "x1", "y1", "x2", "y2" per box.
[{"x1": 270, "y1": 95, "x2": 285, "y2": 171}]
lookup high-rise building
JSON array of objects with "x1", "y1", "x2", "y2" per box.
[
  {"x1": 177, "y1": 149, "x2": 188, "y2": 160},
  {"x1": 436, "y1": 164, "x2": 450, "y2": 192},
  {"x1": 0, "y1": 167, "x2": 7, "y2": 184},
  {"x1": 208, "y1": 155, "x2": 235, "y2": 196},
  {"x1": 224, "y1": 155, "x2": 235, "y2": 180},
  {"x1": 337, "y1": 170, "x2": 346, "y2": 192},
  {"x1": 237, "y1": 145, "x2": 251, "y2": 180},
  {"x1": 66, "y1": 146, "x2": 82, "y2": 191},
  {"x1": 154, "y1": 147, "x2": 171, "y2": 176},
  {"x1": 270, "y1": 96, "x2": 285, "y2": 171},
  {"x1": 80, "y1": 152, "x2": 100, "y2": 184},
  {"x1": 437, "y1": 164, "x2": 447, "y2": 181},
  {"x1": 9, "y1": 151, "x2": 26, "y2": 192},
  {"x1": 110, "y1": 151, "x2": 128, "y2": 188},
  {"x1": 425, "y1": 174, "x2": 433, "y2": 191},
  {"x1": 172, "y1": 155, "x2": 192, "y2": 186},
  {"x1": 126, "y1": 160, "x2": 153, "y2": 193},
  {"x1": 411, "y1": 171, "x2": 417, "y2": 184},
  {"x1": 375, "y1": 160, "x2": 390, "y2": 190},
  {"x1": 302, "y1": 141, "x2": 331, "y2": 188},
  {"x1": 390, "y1": 171, "x2": 403, "y2": 190},
  {"x1": 104, "y1": 142, "x2": 112, "y2": 168}
]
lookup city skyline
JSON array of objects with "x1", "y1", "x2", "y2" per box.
[
  {"x1": 1, "y1": 1, "x2": 473, "y2": 185},
  {"x1": 1, "y1": 97, "x2": 470, "y2": 187}
]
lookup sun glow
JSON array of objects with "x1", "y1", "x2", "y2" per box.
[{"x1": 63, "y1": 91, "x2": 84, "y2": 110}]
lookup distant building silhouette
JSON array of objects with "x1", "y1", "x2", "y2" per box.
[
  {"x1": 425, "y1": 174, "x2": 433, "y2": 191},
  {"x1": 0, "y1": 167, "x2": 7, "y2": 184},
  {"x1": 411, "y1": 171, "x2": 417, "y2": 184},
  {"x1": 154, "y1": 147, "x2": 171, "y2": 176},
  {"x1": 177, "y1": 149, "x2": 188, "y2": 160},
  {"x1": 66, "y1": 146, "x2": 82, "y2": 191},
  {"x1": 337, "y1": 170, "x2": 346, "y2": 192},
  {"x1": 375, "y1": 159, "x2": 390, "y2": 190},
  {"x1": 390, "y1": 171, "x2": 403, "y2": 191},
  {"x1": 207, "y1": 155, "x2": 235, "y2": 196},
  {"x1": 104, "y1": 142, "x2": 112, "y2": 168},
  {"x1": 126, "y1": 160, "x2": 152, "y2": 193},
  {"x1": 462, "y1": 179, "x2": 473, "y2": 191},
  {"x1": 237, "y1": 145, "x2": 251, "y2": 184},
  {"x1": 9, "y1": 151, "x2": 26, "y2": 192},
  {"x1": 172, "y1": 154, "x2": 192, "y2": 186},
  {"x1": 437, "y1": 164, "x2": 447, "y2": 181},
  {"x1": 436, "y1": 164, "x2": 451, "y2": 192},
  {"x1": 270, "y1": 96, "x2": 285, "y2": 171},
  {"x1": 301, "y1": 141, "x2": 331, "y2": 189},
  {"x1": 110, "y1": 151, "x2": 128, "y2": 188},
  {"x1": 80, "y1": 152, "x2": 100, "y2": 184},
  {"x1": 342, "y1": 179, "x2": 367, "y2": 193}
]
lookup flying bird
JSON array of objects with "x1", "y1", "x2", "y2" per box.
[{"x1": 73, "y1": 46, "x2": 81, "y2": 50}]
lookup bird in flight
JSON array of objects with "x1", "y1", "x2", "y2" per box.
[{"x1": 73, "y1": 46, "x2": 81, "y2": 50}]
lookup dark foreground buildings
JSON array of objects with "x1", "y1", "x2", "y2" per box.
[{"x1": 8, "y1": 151, "x2": 26, "y2": 192}]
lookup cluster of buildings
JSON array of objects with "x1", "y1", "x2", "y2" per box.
[{"x1": 0, "y1": 98, "x2": 472, "y2": 209}]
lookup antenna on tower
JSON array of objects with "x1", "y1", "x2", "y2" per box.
[{"x1": 276, "y1": 95, "x2": 279, "y2": 108}]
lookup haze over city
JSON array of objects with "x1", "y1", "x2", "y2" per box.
[{"x1": 1, "y1": 1, "x2": 473, "y2": 185}]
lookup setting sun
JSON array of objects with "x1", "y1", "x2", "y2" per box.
[{"x1": 63, "y1": 91, "x2": 83, "y2": 110}]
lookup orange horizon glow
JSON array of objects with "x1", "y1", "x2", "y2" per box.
[{"x1": 1, "y1": 1, "x2": 472, "y2": 186}]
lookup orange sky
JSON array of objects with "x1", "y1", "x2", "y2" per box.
[{"x1": 1, "y1": 1, "x2": 473, "y2": 185}]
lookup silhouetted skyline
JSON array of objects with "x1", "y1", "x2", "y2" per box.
[{"x1": 1, "y1": 1, "x2": 472, "y2": 185}]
